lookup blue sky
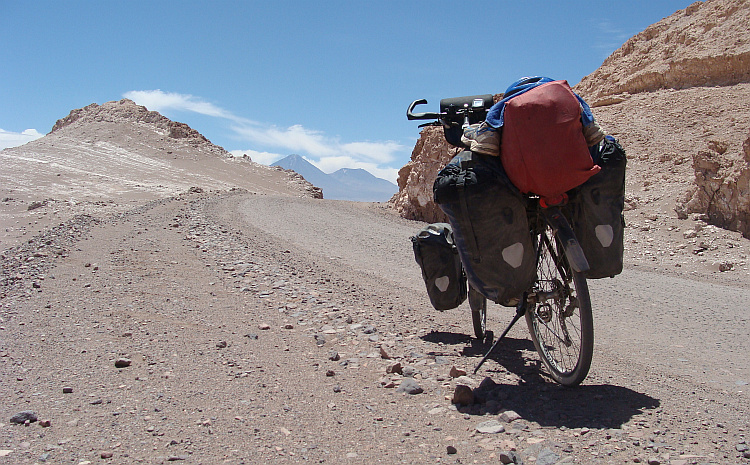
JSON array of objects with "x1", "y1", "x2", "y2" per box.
[{"x1": 1, "y1": 0, "x2": 693, "y2": 183}]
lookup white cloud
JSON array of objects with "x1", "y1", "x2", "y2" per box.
[
  {"x1": 0, "y1": 128, "x2": 44, "y2": 150},
  {"x1": 123, "y1": 90, "x2": 253, "y2": 124},
  {"x1": 231, "y1": 124, "x2": 341, "y2": 157},
  {"x1": 124, "y1": 89, "x2": 407, "y2": 184},
  {"x1": 230, "y1": 122, "x2": 406, "y2": 183}
]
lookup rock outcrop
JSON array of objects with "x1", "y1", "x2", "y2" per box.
[
  {"x1": 391, "y1": 126, "x2": 461, "y2": 223},
  {"x1": 682, "y1": 131, "x2": 750, "y2": 237},
  {"x1": 50, "y1": 99, "x2": 225, "y2": 155}
]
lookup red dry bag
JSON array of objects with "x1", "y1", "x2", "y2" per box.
[{"x1": 500, "y1": 80, "x2": 600, "y2": 201}]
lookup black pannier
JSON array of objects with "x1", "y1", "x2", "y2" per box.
[
  {"x1": 434, "y1": 151, "x2": 536, "y2": 306},
  {"x1": 568, "y1": 136, "x2": 627, "y2": 279},
  {"x1": 411, "y1": 223, "x2": 467, "y2": 311}
]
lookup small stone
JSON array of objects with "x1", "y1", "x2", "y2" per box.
[
  {"x1": 536, "y1": 448, "x2": 560, "y2": 465},
  {"x1": 328, "y1": 350, "x2": 340, "y2": 361},
  {"x1": 647, "y1": 458, "x2": 660, "y2": 465},
  {"x1": 446, "y1": 445, "x2": 457, "y2": 455},
  {"x1": 452, "y1": 385, "x2": 474, "y2": 405},
  {"x1": 379, "y1": 347, "x2": 391, "y2": 359},
  {"x1": 500, "y1": 410, "x2": 522, "y2": 423},
  {"x1": 498, "y1": 450, "x2": 521, "y2": 464},
  {"x1": 326, "y1": 370, "x2": 335, "y2": 377},
  {"x1": 39, "y1": 419, "x2": 52, "y2": 427},
  {"x1": 258, "y1": 324, "x2": 271, "y2": 330},
  {"x1": 737, "y1": 443, "x2": 750, "y2": 453},
  {"x1": 401, "y1": 366, "x2": 417, "y2": 378},
  {"x1": 10, "y1": 411, "x2": 37, "y2": 424},
  {"x1": 283, "y1": 324, "x2": 294, "y2": 329},
  {"x1": 454, "y1": 375, "x2": 477, "y2": 388},
  {"x1": 333, "y1": 385, "x2": 342, "y2": 393},
  {"x1": 386, "y1": 362, "x2": 403, "y2": 374},
  {"x1": 396, "y1": 378, "x2": 423, "y2": 394},
  {"x1": 114, "y1": 358, "x2": 131, "y2": 368},
  {"x1": 362, "y1": 325, "x2": 376, "y2": 334},
  {"x1": 449, "y1": 366, "x2": 467, "y2": 378},
  {"x1": 244, "y1": 333, "x2": 258, "y2": 340},
  {"x1": 476, "y1": 420, "x2": 505, "y2": 434},
  {"x1": 101, "y1": 451, "x2": 114, "y2": 459},
  {"x1": 62, "y1": 387, "x2": 73, "y2": 394},
  {"x1": 167, "y1": 456, "x2": 188, "y2": 461},
  {"x1": 216, "y1": 341, "x2": 227, "y2": 348}
]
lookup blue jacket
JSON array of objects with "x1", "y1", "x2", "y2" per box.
[{"x1": 485, "y1": 76, "x2": 595, "y2": 129}]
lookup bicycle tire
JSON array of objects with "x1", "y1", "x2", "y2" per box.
[
  {"x1": 468, "y1": 285, "x2": 487, "y2": 340},
  {"x1": 525, "y1": 225, "x2": 593, "y2": 386}
]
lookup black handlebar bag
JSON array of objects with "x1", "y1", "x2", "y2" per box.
[
  {"x1": 568, "y1": 136, "x2": 627, "y2": 279},
  {"x1": 434, "y1": 151, "x2": 536, "y2": 306},
  {"x1": 411, "y1": 223, "x2": 467, "y2": 311}
]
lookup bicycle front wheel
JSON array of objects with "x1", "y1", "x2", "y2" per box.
[{"x1": 525, "y1": 226, "x2": 593, "y2": 386}]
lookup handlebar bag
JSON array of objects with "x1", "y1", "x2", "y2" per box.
[
  {"x1": 411, "y1": 223, "x2": 467, "y2": 311},
  {"x1": 568, "y1": 136, "x2": 627, "y2": 279},
  {"x1": 500, "y1": 80, "x2": 601, "y2": 201},
  {"x1": 434, "y1": 151, "x2": 536, "y2": 306}
]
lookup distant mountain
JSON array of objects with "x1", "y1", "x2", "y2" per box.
[{"x1": 273, "y1": 154, "x2": 397, "y2": 202}]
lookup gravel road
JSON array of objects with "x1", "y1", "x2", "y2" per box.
[{"x1": 2, "y1": 191, "x2": 749, "y2": 464}]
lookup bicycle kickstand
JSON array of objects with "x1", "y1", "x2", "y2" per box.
[{"x1": 473, "y1": 298, "x2": 527, "y2": 374}]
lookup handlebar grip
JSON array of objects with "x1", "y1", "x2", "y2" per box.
[{"x1": 407, "y1": 99, "x2": 440, "y2": 120}]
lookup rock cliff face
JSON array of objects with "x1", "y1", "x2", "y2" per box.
[
  {"x1": 393, "y1": 0, "x2": 750, "y2": 239},
  {"x1": 391, "y1": 126, "x2": 460, "y2": 223},
  {"x1": 683, "y1": 131, "x2": 750, "y2": 236}
]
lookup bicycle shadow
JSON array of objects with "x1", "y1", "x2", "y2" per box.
[{"x1": 421, "y1": 331, "x2": 660, "y2": 429}]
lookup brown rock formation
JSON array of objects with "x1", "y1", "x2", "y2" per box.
[
  {"x1": 682, "y1": 131, "x2": 750, "y2": 236},
  {"x1": 391, "y1": 126, "x2": 461, "y2": 223}
]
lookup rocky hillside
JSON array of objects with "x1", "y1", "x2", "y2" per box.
[
  {"x1": 576, "y1": 0, "x2": 750, "y2": 239},
  {"x1": 0, "y1": 99, "x2": 321, "y2": 248},
  {"x1": 393, "y1": 0, "x2": 750, "y2": 242},
  {"x1": 575, "y1": 0, "x2": 750, "y2": 103}
]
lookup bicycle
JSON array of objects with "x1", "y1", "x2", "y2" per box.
[{"x1": 407, "y1": 95, "x2": 594, "y2": 386}]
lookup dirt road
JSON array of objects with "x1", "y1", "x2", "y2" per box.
[{"x1": 2, "y1": 192, "x2": 749, "y2": 464}]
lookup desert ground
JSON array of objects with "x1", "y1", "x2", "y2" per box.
[{"x1": 2, "y1": 187, "x2": 749, "y2": 465}]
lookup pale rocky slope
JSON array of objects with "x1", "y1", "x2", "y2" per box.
[{"x1": 0, "y1": 99, "x2": 320, "y2": 249}]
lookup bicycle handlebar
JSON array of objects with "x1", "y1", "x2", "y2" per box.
[{"x1": 406, "y1": 99, "x2": 440, "y2": 120}]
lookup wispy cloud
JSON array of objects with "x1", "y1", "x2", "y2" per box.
[
  {"x1": 124, "y1": 90, "x2": 253, "y2": 124},
  {"x1": 124, "y1": 89, "x2": 405, "y2": 183},
  {"x1": 0, "y1": 128, "x2": 44, "y2": 150}
]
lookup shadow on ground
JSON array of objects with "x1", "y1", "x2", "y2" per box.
[{"x1": 421, "y1": 331, "x2": 660, "y2": 430}]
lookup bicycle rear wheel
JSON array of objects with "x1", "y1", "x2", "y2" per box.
[
  {"x1": 468, "y1": 285, "x2": 487, "y2": 340},
  {"x1": 525, "y1": 225, "x2": 593, "y2": 386}
]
